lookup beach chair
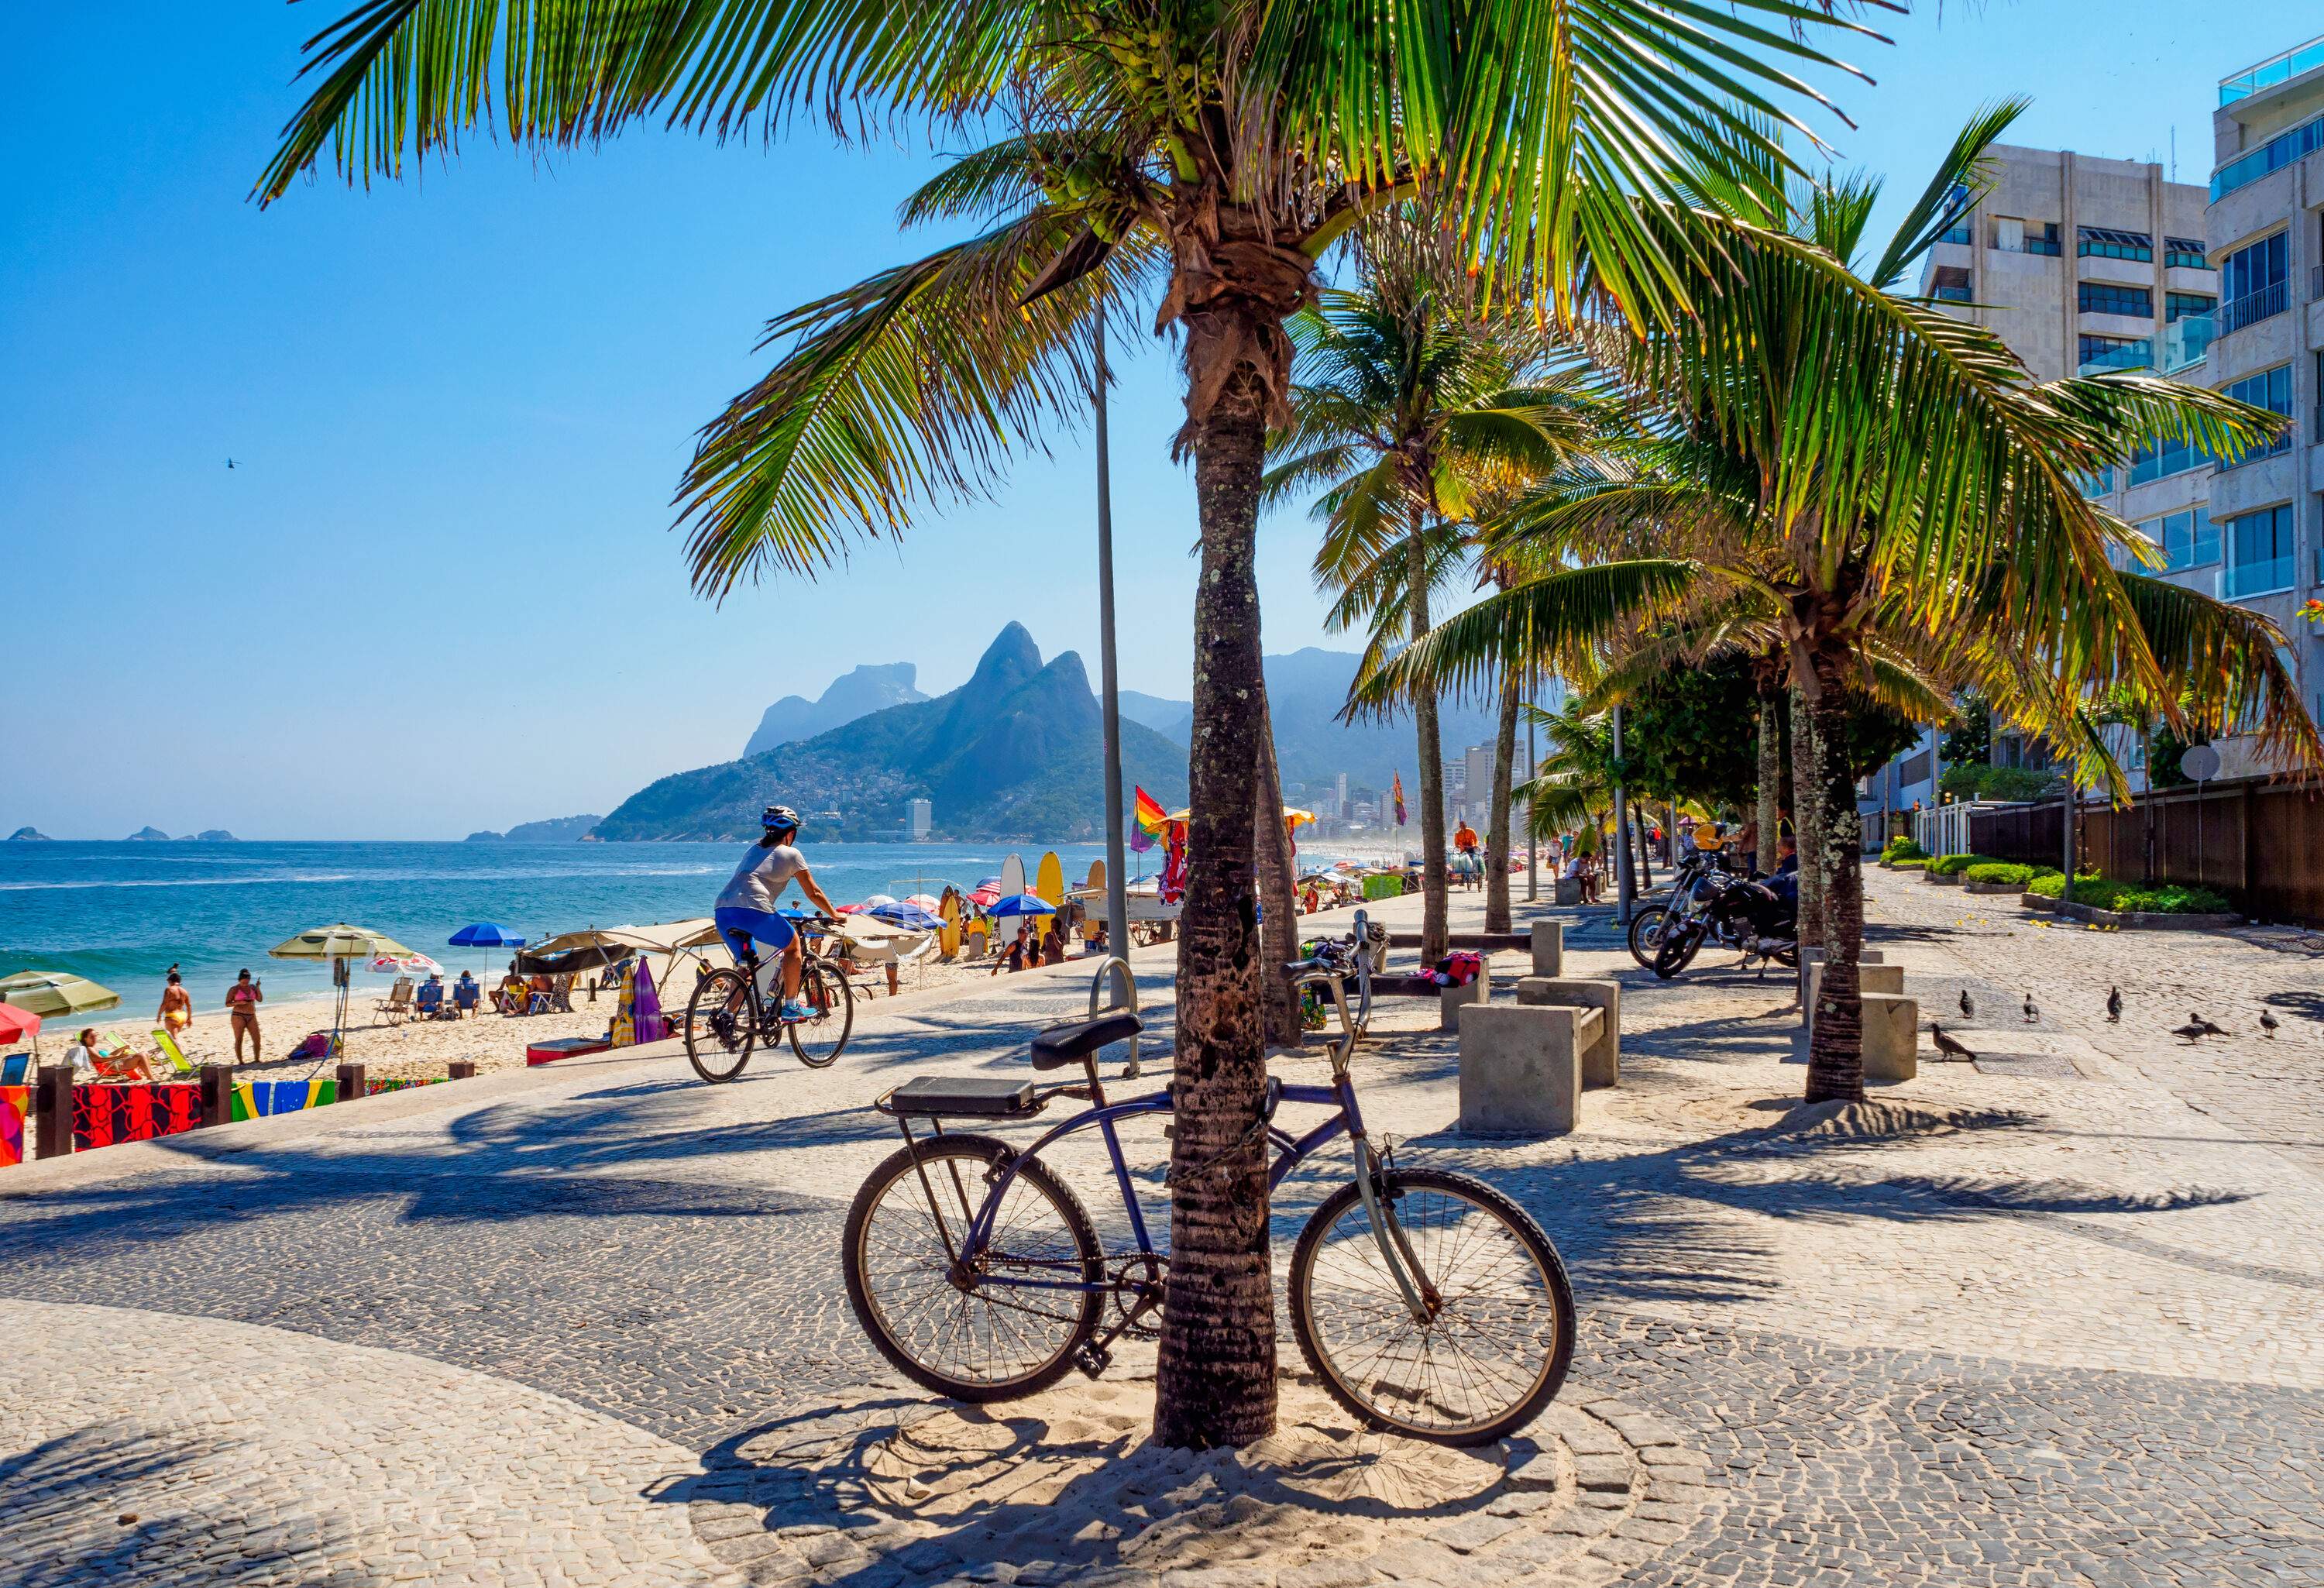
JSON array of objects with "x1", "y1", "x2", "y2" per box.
[
  {"x1": 150, "y1": 1029, "x2": 198, "y2": 1078},
  {"x1": 414, "y1": 980, "x2": 445, "y2": 1019},
  {"x1": 453, "y1": 980, "x2": 480, "y2": 1018},
  {"x1": 1, "y1": 1054, "x2": 29, "y2": 1086},
  {"x1": 375, "y1": 978, "x2": 415, "y2": 1025}
]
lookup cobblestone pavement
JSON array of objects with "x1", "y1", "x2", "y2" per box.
[{"x1": 1, "y1": 879, "x2": 2319, "y2": 1584}]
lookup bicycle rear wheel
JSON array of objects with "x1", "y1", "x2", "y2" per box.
[
  {"x1": 682, "y1": 967, "x2": 757, "y2": 1082},
  {"x1": 786, "y1": 957, "x2": 853, "y2": 1067},
  {"x1": 843, "y1": 1135, "x2": 1102, "y2": 1402},
  {"x1": 1288, "y1": 1168, "x2": 1573, "y2": 1445}
]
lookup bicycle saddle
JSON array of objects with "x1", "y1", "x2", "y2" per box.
[{"x1": 1030, "y1": 1012, "x2": 1143, "y2": 1070}]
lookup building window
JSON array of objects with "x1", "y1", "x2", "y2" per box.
[
  {"x1": 2078, "y1": 227, "x2": 2153, "y2": 262},
  {"x1": 2075, "y1": 466, "x2": 2114, "y2": 497},
  {"x1": 2221, "y1": 231, "x2": 2289, "y2": 332},
  {"x1": 1929, "y1": 263, "x2": 1972, "y2": 304},
  {"x1": 1993, "y1": 218, "x2": 2062, "y2": 256},
  {"x1": 2078, "y1": 281, "x2": 2152, "y2": 317},
  {"x1": 2142, "y1": 508, "x2": 2219, "y2": 572},
  {"x1": 2078, "y1": 334, "x2": 2150, "y2": 373},
  {"x1": 2226, "y1": 504, "x2": 2295, "y2": 597},
  {"x1": 2166, "y1": 291, "x2": 2217, "y2": 321},
  {"x1": 2165, "y1": 236, "x2": 2210, "y2": 270},
  {"x1": 2129, "y1": 431, "x2": 2212, "y2": 486},
  {"x1": 2221, "y1": 364, "x2": 2295, "y2": 460}
]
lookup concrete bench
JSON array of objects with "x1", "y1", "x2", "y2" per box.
[
  {"x1": 1437, "y1": 959, "x2": 1493, "y2": 1030},
  {"x1": 1457, "y1": 1004, "x2": 1588, "y2": 1135},
  {"x1": 1515, "y1": 975, "x2": 1619, "y2": 1088}
]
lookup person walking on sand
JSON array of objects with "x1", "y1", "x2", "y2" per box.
[
  {"x1": 225, "y1": 969, "x2": 263, "y2": 1060},
  {"x1": 157, "y1": 971, "x2": 194, "y2": 1042}
]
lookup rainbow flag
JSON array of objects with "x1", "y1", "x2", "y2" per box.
[
  {"x1": 1134, "y1": 786, "x2": 1170, "y2": 835},
  {"x1": 1391, "y1": 772, "x2": 1407, "y2": 827}
]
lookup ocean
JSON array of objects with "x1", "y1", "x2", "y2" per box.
[{"x1": 0, "y1": 840, "x2": 1157, "y2": 1017}]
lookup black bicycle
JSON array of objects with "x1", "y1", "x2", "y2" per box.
[
  {"x1": 681, "y1": 919, "x2": 854, "y2": 1079},
  {"x1": 841, "y1": 912, "x2": 1575, "y2": 1445}
]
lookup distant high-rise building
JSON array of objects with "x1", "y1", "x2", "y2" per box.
[
  {"x1": 906, "y1": 798, "x2": 932, "y2": 840},
  {"x1": 1335, "y1": 771, "x2": 1349, "y2": 817}
]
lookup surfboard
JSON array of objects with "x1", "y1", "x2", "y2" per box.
[
  {"x1": 938, "y1": 890, "x2": 962, "y2": 959},
  {"x1": 1085, "y1": 858, "x2": 1106, "y2": 894},
  {"x1": 1035, "y1": 851, "x2": 1064, "y2": 909},
  {"x1": 999, "y1": 852, "x2": 1026, "y2": 900}
]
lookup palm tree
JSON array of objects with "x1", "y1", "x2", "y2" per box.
[
  {"x1": 251, "y1": 0, "x2": 1884, "y2": 1448},
  {"x1": 1267, "y1": 212, "x2": 1596, "y2": 960},
  {"x1": 1362, "y1": 105, "x2": 2319, "y2": 1105}
]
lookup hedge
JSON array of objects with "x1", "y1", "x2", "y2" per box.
[
  {"x1": 1964, "y1": 861, "x2": 2036, "y2": 887},
  {"x1": 2028, "y1": 872, "x2": 2232, "y2": 913},
  {"x1": 1926, "y1": 853, "x2": 2007, "y2": 877},
  {"x1": 1881, "y1": 836, "x2": 1927, "y2": 862}
]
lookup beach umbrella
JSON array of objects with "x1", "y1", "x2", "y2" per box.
[
  {"x1": 270, "y1": 924, "x2": 415, "y2": 961},
  {"x1": 968, "y1": 883, "x2": 1004, "y2": 906},
  {"x1": 860, "y1": 893, "x2": 898, "y2": 909},
  {"x1": 0, "y1": 971, "x2": 121, "y2": 1019},
  {"x1": 868, "y1": 901, "x2": 945, "y2": 931},
  {"x1": 449, "y1": 923, "x2": 527, "y2": 950},
  {"x1": 986, "y1": 893, "x2": 1058, "y2": 919},
  {"x1": 368, "y1": 953, "x2": 442, "y2": 977},
  {"x1": 903, "y1": 893, "x2": 942, "y2": 913},
  {"x1": 0, "y1": 1002, "x2": 41, "y2": 1048}
]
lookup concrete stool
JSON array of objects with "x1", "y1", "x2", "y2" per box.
[
  {"x1": 1861, "y1": 993, "x2": 1919, "y2": 1081},
  {"x1": 1531, "y1": 920, "x2": 1564, "y2": 977},
  {"x1": 1439, "y1": 959, "x2": 1492, "y2": 1031},
  {"x1": 1458, "y1": 1004, "x2": 1583, "y2": 1136},
  {"x1": 1808, "y1": 961, "x2": 1902, "y2": 1029},
  {"x1": 1552, "y1": 876, "x2": 1583, "y2": 906},
  {"x1": 1516, "y1": 976, "x2": 1620, "y2": 1087}
]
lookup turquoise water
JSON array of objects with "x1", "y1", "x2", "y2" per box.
[{"x1": 0, "y1": 840, "x2": 1150, "y2": 1017}]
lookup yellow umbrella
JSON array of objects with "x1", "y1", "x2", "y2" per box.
[
  {"x1": 268, "y1": 924, "x2": 414, "y2": 961},
  {"x1": 0, "y1": 971, "x2": 121, "y2": 1019}
]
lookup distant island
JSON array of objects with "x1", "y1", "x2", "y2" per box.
[
  {"x1": 125, "y1": 826, "x2": 171, "y2": 841},
  {"x1": 596, "y1": 623, "x2": 1188, "y2": 842},
  {"x1": 5, "y1": 827, "x2": 52, "y2": 843},
  {"x1": 466, "y1": 814, "x2": 603, "y2": 844},
  {"x1": 181, "y1": 830, "x2": 236, "y2": 842}
]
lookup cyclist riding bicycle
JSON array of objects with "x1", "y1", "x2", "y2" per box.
[{"x1": 713, "y1": 805, "x2": 839, "y2": 1023}]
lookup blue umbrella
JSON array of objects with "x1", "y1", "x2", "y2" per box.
[
  {"x1": 868, "y1": 901, "x2": 945, "y2": 930},
  {"x1": 449, "y1": 923, "x2": 527, "y2": 949},
  {"x1": 985, "y1": 893, "x2": 1058, "y2": 919}
]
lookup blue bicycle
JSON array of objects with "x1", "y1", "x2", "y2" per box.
[{"x1": 841, "y1": 915, "x2": 1575, "y2": 1445}]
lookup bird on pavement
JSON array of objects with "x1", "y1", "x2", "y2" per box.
[
  {"x1": 2195, "y1": 1013, "x2": 2233, "y2": 1037},
  {"x1": 2106, "y1": 986, "x2": 2122, "y2": 1023},
  {"x1": 2170, "y1": 1019, "x2": 2210, "y2": 1043},
  {"x1": 2023, "y1": 993, "x2": 2039, "y2": 1023},
  {"x1": 1958, "y1": 988, "x2": 1975, "y2": 1019},
  {"x1": 2259, "y1": 1009, "x2": 2281, "y2": 1039},
  {"x1": 1930, "y1": 1024, "x2": 1978, "y2": 1062}
]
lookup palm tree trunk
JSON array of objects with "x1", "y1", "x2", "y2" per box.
[
  {"x1": 1755, "y1": 684, "x2": 1782, "y2": 875},
  {"x1": 1803, "y1": 649, "x2": 1865, "y2": 1104},
  {"x1": 1483, "y1": 667, "x2": 1520, "y2": 933},
  {"x1": 1252, "y1": 686, "x2": 1301, "y2": 1050},
  {"x1": 1409, "y1": 521, "x2": 1449, "y2": 963},
  {"x1": 1155, "y1": 380, "x2": 1277, "y2": 1450},
  {"x1": 1789, "y1": 681, "x2": 1824, "y2": 948}
]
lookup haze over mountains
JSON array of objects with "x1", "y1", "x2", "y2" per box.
[{"x1": 595, "y1": 624, "x2": 1188, "y2": 841}]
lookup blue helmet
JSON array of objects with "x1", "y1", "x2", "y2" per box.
[{"x1": 762, "y1": 805, "x2": 802, "y2": 837}]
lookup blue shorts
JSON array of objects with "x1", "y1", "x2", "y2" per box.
[{"x1": 713, "y1": 905, "x2": 796, "y2": 963}]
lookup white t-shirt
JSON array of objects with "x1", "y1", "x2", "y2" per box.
[
  {"x1": 64, "y1": 1043, "x2": 97, "y2": 1075},
  {"x1": 717, "y1": 842, "x2": 806, "y2": 913}
]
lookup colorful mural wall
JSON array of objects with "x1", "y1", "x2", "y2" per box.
[
  {"x1": 71, "y1": 1084, "x2": 202, "y2": 1150},
  {"x1": 0, "y1": 1086, "x2": 26, "y2": 1167},
  {"x1": 228, "y1": 1078, "x2": 341, "y2": 1121}
]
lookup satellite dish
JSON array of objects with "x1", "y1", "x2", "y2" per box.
[{"x1": 2178, "y1": 743, "x2": 2221, "y2": 782}]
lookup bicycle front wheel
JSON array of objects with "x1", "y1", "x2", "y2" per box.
[
  {"x1": 843, "y1": 1135, "x2": 1102, "y2": 1402},
  {"x1": 1289, "y1": 1168, "x2": 1573, "y2": 1445},
  {"x1": 682, "y1": 967, "x2": 757, "y2": 1083},
  {"x1": 786, "y1": 958, "x2": 853, "y2": 1068}
]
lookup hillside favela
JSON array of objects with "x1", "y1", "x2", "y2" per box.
[{"x1": 7, "y1": 8, "x2": 2324, "y2": 1585}]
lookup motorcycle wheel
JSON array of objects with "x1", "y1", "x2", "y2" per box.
[
  {"x1": 1652, "y1": 922, "x2": 1706, "y2": 979},
  {"x1": 1626, "y1": 906, "x2": 1673, "y2": 968}
]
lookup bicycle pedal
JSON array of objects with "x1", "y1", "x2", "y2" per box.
[{"x1": 1072, "y1": 1342, "x2": 1112, "y2": 1379}]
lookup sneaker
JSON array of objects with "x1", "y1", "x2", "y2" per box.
[{"x1": 778, "y1": 1000, "x2": 813, "y2": 1023}]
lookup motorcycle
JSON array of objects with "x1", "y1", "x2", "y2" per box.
[
  {"x1": 1627, "y1": 849, "x2": 1742, "y2": 968},
  {"x1": 1651, "y1": 869, "x2": 1799, "y2": 979}
]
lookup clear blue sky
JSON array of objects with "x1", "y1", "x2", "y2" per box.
[{"x1": 3, "y1": 2, "x2": 2315, "y2": 838}]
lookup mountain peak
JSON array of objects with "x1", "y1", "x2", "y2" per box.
[
  {"x1": 966, "y1": 622, "x2": 1043, "y2": 692},
  {"x1": 743, "y1": 661, "x2": 928, "y2": 757}
]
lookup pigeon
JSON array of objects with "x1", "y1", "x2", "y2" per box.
[
  {"x1": 1958, "y1": 988, "x2": 1974, "y2": 1019},
  {"x1": 1930, "y1": 1023, "x2": 1978, "y2": 1062},
  {"x1": 2259, "y1": 1009, "x2": 2281, "y2": 1039},
  {"x1": 2194, "y1": 1013, "x2": 2232, "y2": 1038},
  {"x1": 2171, "y1": 1019, "x2": 2209, "y2": 1043},
  {"x1": 2106, "y1": 986, "x2": 2122, "y2": 1023},
  {"x1": 2022, "y1": 993, "x2": 2039, "y2": 1023},
  {"x1": 225, "y1": 458, "x2": 236, "y2": 469}
]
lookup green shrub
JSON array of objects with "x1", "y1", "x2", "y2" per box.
[
  {"x1": 1937, "y1": 764, "x2": 2063, "y2": 802},
  {"x1": 2027, "y1": 871, "x2": 2066, "y2": 899},
  {"x1": 1889, "y1": 856, "x2": 1927, "y2": 869},
  {"x1": 2051, "y1": 876, "x2": 2234, "y2": 915},
  {"x1": 1880, "y1": 836, "x2": 1926, "y2": 862},
  {"x1": 1963, "y1": 861, "x2": 2034, "y2": 886},
  {"x1": 1926, "y1": 853, "x2": 2005, "y2": 877}
]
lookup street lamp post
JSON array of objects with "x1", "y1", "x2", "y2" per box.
[
  {"x1": 1093, "y1": 317, "x2": 1129, "y2": 963},
  {"x1": 1611, "y1": 703, "x2": 1634, "y2": 924}
]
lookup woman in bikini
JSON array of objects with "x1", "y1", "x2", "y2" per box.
[
  {"x1": 225, "y1": 969, "x2": 263, "y2": 1060},
  {"x1": 157, "y1": 971, "x2": 194, "y2": 1043}
]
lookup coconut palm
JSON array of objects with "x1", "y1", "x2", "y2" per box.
[
  {"x1": 252, "y1": 0, "x2": 1886, "y2": 1447},
  {"x1": 1360, "y1": 104, "x2": 2320, "y2": 1105},
  {"x1": 1267, "y1": 212, "x2": 1605, "y2": 959}
]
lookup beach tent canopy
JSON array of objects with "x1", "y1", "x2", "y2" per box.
[
  {"x1": 0, "y1": 971, "x2": 120, "y2": 1019},
  {"x1": 270, "y1": 924, "x2": 414, "y2": 961},
  {"x1": 519, "y1": 919, "x2": 722, "y2": 977}
]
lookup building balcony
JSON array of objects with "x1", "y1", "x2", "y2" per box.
[
  {"x1": 2220, "y1": 33, "x2": 2324, "y2": 105},
  {"x1": 2221, "y1": 279, "x2": 2290, "y2": 334},
  {"x1": 2078, "y1": 339, "x2": 2154, "y2": 376},
  {"x1": 2226, "y1": 556, "x2": 2295, "y2": 600},
  {"x1": 2161, "y1": 315, "x2": 2214, "y2": 371},
  {"x1": 1932, "y1": 284, "x2": 1972, "y2": 303}
]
